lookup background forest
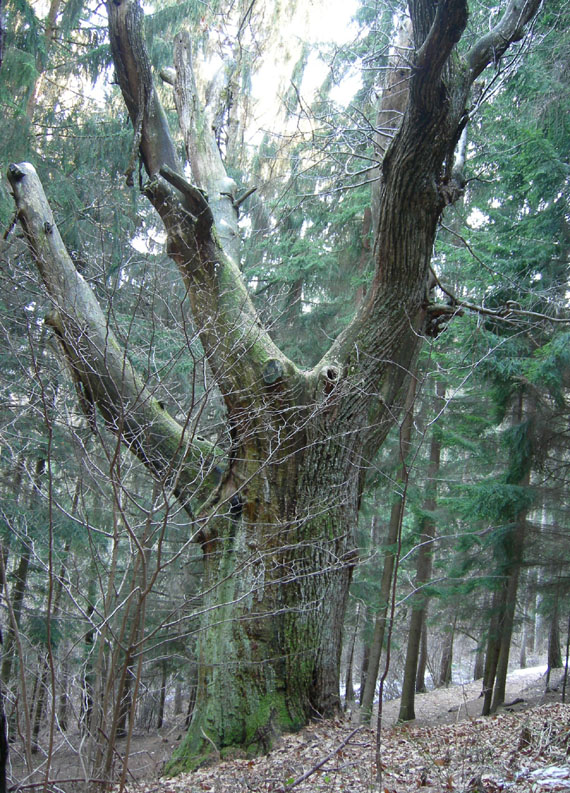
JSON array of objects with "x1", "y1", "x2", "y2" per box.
[{"x1": 0, "y1": 0, "x2": 568, "y2": 790}]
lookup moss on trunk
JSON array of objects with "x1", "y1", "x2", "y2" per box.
[{"x1": 165, "y1": 435, "x2": 358, "y2": 772}]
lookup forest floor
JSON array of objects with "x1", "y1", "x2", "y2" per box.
[{"x1": 10, "y1": 666, "x2": 570, "y2": 792}]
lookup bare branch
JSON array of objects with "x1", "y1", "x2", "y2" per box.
[
  {"x1": 106, "y1": 0, "x2": 179, "y2": 177},
  {"x1": 430, "y1": 269, "x2": 570, "y2": 326},
  {"x1": 7, "y1": 162, "x2": 220, "y2": 516},
  {"x1": 285, "y1": 727, "x2": 363, "y2": 789},
  {"x1": 467, "y1": 0, "x2": 542, "y2": 82}
]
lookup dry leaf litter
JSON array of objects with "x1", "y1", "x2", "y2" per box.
[{"x1": 114, "y1": 701, "x2": 569, "y2": 793}]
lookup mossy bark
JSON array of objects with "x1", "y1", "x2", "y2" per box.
[
  {"x1": 9, "y1": 0, "x2": 543, "y2": 774},
  {"x1": 167, "y1": 388, "x2": 359, "y2": 770}
]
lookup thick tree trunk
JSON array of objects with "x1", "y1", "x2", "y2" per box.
[
  {"x1": 168, "y1": 432, "x2": 359, "y2": 770},
  {"x1": 9, "y1": 0, "x2": 542, "y2": 768}
]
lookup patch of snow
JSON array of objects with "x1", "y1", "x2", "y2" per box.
[{"x1": 509, "y1": 664, "x2": 547, "y2": 678}]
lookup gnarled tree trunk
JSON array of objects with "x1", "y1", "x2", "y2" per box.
[{"x1": 7, "y1": 0, "x2": 541, "y2": 771}]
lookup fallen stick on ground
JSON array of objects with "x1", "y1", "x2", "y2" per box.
[{"x1": 284, "y1": 726, "x2": 363, "y2": 790}]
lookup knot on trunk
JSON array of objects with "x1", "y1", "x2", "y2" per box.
[
  {"x1": 424, "y1": 302, "x2": 463, "y2": 337},
  {"x1": 320, "y1": 365, "x2": 341, "y2": 395},
  {"x1": 263, "y1": 358, "x2": 284, "y2": 385}
]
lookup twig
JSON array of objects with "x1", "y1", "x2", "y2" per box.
[
  {"x1": 429, "y1": 266, "x2": 570, "y2": 325},
  {"x1": 284, "y1": 726, "x2": 362, "y2": 789},
  {"x1": 8, "y1": 779, "x2": 108, "y2": 791},
  {"x1": 233, "y1": 186, "x2": 257, "y2": 209},
  {"x1": 201, "y1": 726, "x2": 221, "y2": 760}
]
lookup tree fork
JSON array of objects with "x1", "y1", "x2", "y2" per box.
[{"x1": 8, "y1": 0, "x2": 544, "y2": 769}]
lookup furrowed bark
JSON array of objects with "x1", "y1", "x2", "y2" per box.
[
  {"x1": 8, "y1": 0, "x2": 543, "y2": 770},
  {"x1": 315, "y1": 0, "x2": 540, "y2": 456}
]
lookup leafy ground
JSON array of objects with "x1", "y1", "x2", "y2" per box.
[
  {"x1": 112, "y1": 667, "x2": 569, "y2": 793},
  {"x1": 10, "y1": 667, "x2": 569, "y2": 791}
]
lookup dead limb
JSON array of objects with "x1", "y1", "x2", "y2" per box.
[{"x1": 284, "y1": 726, "x2": 363, "y2": 790}]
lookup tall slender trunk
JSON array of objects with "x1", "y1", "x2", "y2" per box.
[
  {"x1": 1, "y1": 458, "x2": 45, "y2": 686},
  {"x1": 534, "y1": 566, "x2": 544, "y2": 653},
  {"x1": 482, "y1": 587, "x2": 504, "y2": 715},
  {"x1": 0, "y1": 669, "x2": 7, "y2": 793},
  {"x1": 157, "y1": 663, "x2": 168, "y2": 729},
  {"x1": 358, "y1": 607, "x2": 371, "y2": 707},
  {"x1": 1, "y1": 547, "x2": 31, "y2": 685},
  {"x1": 57, "y1": 648, "x2": 69, "y2": 732},
  {"x1": 398, "y1": 381, "x2": 444, "y2": 722},
  {"x1": 473, "y1": 643, "x2": 485, "y2": 681},
  {"x1": 438, "y1": 616, "x2": 456, "y2": 687},
  {"x1": 562, "y1": 615, "x2": 570, "y2": 704},
  {"x1": 184, "y1": 664, "x2": 198, "y2": 728},
  {"x1": 30, "y1": 545, "x2": 69, "y2": 753},
  {"x1": 485, "y1": 391, "x2": 533, "y2": 714},
  {"x1": 80, "y1": 569, "x2": 97, "y2": 733},
  {"x1": 416, "y1": 616, "x2": 429, "y2": 693},
  {"x1": 31, "y1": 658, "x2": 49, "y2": 754},
  {"x1": 174, "y1": 679, "x2": 182, "y2": 717},
  {"x1": 344, "y1": 603, "x2": 360, "y2": 707},
  {"x1": 490, "y1": 541, "x2": 525, "y2": 712},
  {"x1": 360, "y1": 376, "x2": 417, "y2": 723},
  {"x1": 519, "y1": 572, "x2": 529, "y2": 669},
  {"x1": 546, "y1": 585, "x2": 562, "y2": 689}
]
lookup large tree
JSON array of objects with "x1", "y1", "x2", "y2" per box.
[{"x1": 6, "y1": 0, "x2": 542, "y2": 770}]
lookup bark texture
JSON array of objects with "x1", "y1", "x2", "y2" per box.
[{"x1": 8, "y1": 0, "x2": 543, "y2": 769}]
